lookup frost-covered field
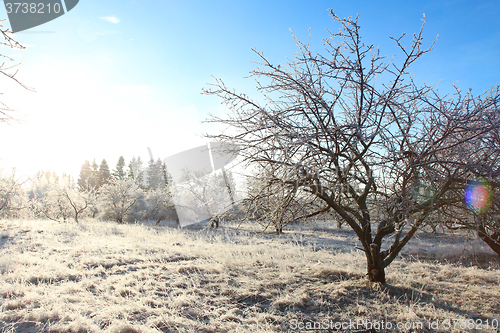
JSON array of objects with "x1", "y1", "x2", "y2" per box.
[{"x1": 0, "y1": 219, "x2": 499, "y2": 333}]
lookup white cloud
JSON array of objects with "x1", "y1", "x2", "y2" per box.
[{"x1": 101, "y1": 16, "x2": 120, "y2": 24}]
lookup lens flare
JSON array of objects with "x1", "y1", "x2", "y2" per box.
[{"x1": 464, "y1": 179, "x2": 492, "y2": 215}]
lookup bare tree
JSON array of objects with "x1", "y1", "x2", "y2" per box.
[
  {"x1": 0, "y1": 21, "x2": 31, "y2": 215},
  {"x1": 476, "y1": 211, "x2": 500, "y2": 257},
  {"x1": 465, "y1": 115, "x2": 500, "y2": 256},
  {"x1": 175, "y1": 169, "x2": 235, "y2": 228},
  {"x1": 98, "y1": 178, "x2": 144, "y2": 223},
  {"x1": 0, "y1": 170, "x2": 26, "y2": 218},
  {"x1": 33, "y1": 184, "x2": 72, "y2": 223},
  {"x1": 145, "y1": 187, "x2": 178, "y2": 225},
  {"x1": 1, "y1": 19, "x2": 33, "y2": 123},
  {"x1": 28, "y1": 173, "x2": 90, "y2": 223},
  {"x1": 59, "y1": 186, "x2": 90, "y2": 223},
  {"x1": 243, "y1": 164, "x2": 326, "y2": 233},
  {"x1": 203, "y1": 11, "x2": 500, "y2": 283},
  {"x1": 438, "y1": 109, "x2": 500, "y2": 256}
]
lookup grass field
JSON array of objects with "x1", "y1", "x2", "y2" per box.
[{"x1": 0, "y1": 219, "x2": 499, "y2": 332}]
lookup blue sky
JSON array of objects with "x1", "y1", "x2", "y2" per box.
[{"x1": 1, "y1": 0, "x2": 499, "y2": 178}]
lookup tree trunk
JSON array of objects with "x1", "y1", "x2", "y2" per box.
[
  {"x1": 366, "y1": 244, "x2": 386, "y2": 283},
  {"x1": 477, "y1": 223, "x2": 500, "y2": 257}
]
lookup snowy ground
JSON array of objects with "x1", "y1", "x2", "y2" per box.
[{"x1": 0, "y1": 219, "x2": 499, "y2": 332}]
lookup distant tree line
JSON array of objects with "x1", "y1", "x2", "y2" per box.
[
  {"x1": 0, "y1": 155, "x2": 239, "y2": 227},
  {"x1": 0, "y1": 156, "x2": 179, "y2": 225},
  {"x1": 77, "y1": 156, "x2": 171, "y2": 192}
]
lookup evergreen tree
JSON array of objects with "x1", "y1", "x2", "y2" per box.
[
  {"x1": 51, "y1": 171, "x2": 59, "y2": 183},
  {"x1": 61, "y1": 173, "x2": 74, "y2": 188},
  {"x1": 127, "y1": 157, "x2": 136, "y2": 180},
  {"x1": 147, "y1": 158, "x2": 165, "y2": 190},
  {"x1": 98, "y1": 159, "x2": 111, "y2": 188},
  {"x1": 78, "y1": 160, "x2": 92, "y2": 191},
  {"x1": 161, "y1": 161, "x2": 173, "y2": 188},
  {"x1": 87, "y1": 159, "x2": 99, "y2": 191},
  {"x1": 129, "y1": 156, "x2": 145, "y2": 188},
  {"x1": 137, "y1": 156, "x2": 145, "y2": 186},
  {"x1": 113, "y1": 156, "x2": 126, "y2": 180},
  {"x1": 43, "y1": 171, "x2": 59, "y2": 184}
]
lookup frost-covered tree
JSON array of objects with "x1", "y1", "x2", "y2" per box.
[
  {"x1": 98, "y1": 159, "x2": 111, "y2": 188},
  {"x1": 85, "y1": 159, "x2": 99, "y2": 191},
  {"x1": 128, "y1": 156, "x2": 145, "y2": 188},
  {"x1": 0, "y1": 23, "x2": 31, "y2": 216},
  {"x1": 98, "y1": 178, "x2": 145, "y2": 223},
  {"x1": 46, "y1": 184, "x2": 90, "y2": 223},
  {"x1": 147, "y1": 158, "x2": 165, "y2": 190},
  {"x1": 176, "y1": 169, "x2": 236, "y2": 228},
  {"x1": 127, "y1": 157, "x2": 135, "y2": 179},
  {"x1": 0, "y1": 19, "x2": 33, "y2": 123},
  {"x1": 113, "y1": 156, "x2": 126, "y2": 180},
  {"x1": 27, "y1": 171, "x2": 93, "y2": 222},
  {"x1": 203, "y1": 12, "x2": 500, "y2": 282},
  {"x1": 243, "y1": 165, "x2": 321, "y2": 233},
  {"x1": 142, "y1": 160, "x2": 177, "y2": 224},
  {"x1": 145, "y1": 187, "x2": 178, "y2": 225},
  {"x1": 162, "y1": 161, "x2": 173, "y2": 188},
  {"x1": 0, "y1": 170, "x2": 26, "y2": 218},
  {"x1": 63, "y1": 187, "x2": 92, "y2": 223},
  {"x1": 29, "y1": 172, "x2": 76, "y2": 222},
  {"x1": 436, "y1": 115, "x2": 500, "y2": 257},
  {"x1": 78, "y1": 160, "x2": 92, "y2": 191}
]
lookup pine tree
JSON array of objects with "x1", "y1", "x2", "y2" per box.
[
  {"x1": 87, "y1": 159, "x2": 99, "y2": 191},
  {"x1": 129, "y1": 156, "x2": 145, "y2": 188},
  {"x1": 51, "y1": 171, "x2": 59, "y2": 183},
  {"x1": 156, "y1": 159, "x2": 166, "y2": 188},
  {"x1": 147, "y1": 158, "x2": 165, "y2": 190},
  {"x1": 78, "y1": 160, "x2": 92, "y2": 191},
  {"x1": 78, "y1": 160, "x2": 91, "y2": 191},
  {"x1": 127, "y1": 156, "x2": 136, "y2": 180},
  {"x1": 137, "y1": 156, "x2": 144, "y2": 184},
  {"x1": 62, "y1": 173, "x2": 74, "y2": 188},
  {"x1": 113, "y1": 156, "x2": 126, "y2": 180},
  {"x1": 98, "y1": 159, "x2": 111, "y2": 188},
  {"x1": 161, "y1": 161, "x2": 173, "y2": 188}
]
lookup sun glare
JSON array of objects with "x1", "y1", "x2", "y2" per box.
[{"x1": 464, "y1": 178, "x2": 493, "y2": 215}]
